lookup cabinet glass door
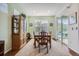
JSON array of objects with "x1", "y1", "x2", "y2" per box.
[{"x1": 12, "y1": 15, "x2": 20, "y2": 34}]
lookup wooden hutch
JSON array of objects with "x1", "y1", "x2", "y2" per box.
[{"x1": 12, "y1": 14, "x2": 26, "y2": 50}]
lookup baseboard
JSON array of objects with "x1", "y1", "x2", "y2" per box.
[
  {"x1": 4, "y1": 48, "x2": 12, "y2": 54},
  {"x1": 68, "y1": 46, "x2": 79, "y2": 54}
]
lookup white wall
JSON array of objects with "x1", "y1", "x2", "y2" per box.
[
  {"x1": 66, "y1": 4, "x2": 79, "y2": 53},
  {"x1": 68, "y1": 24, "x2": 79, "y2": 53},
  {"x1": 0, "y1": 12, "x2": 12, "y2": 54},
  {"x1": 0, "y1": 4, "x2": 12, "y2": 54}
]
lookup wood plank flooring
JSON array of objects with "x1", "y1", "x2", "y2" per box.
[{"x1": 5, "y1": 39, "x2": 79, "y2": 56}]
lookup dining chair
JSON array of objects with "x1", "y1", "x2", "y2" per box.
[{"x1": 38, "y1": 34, "x2": 49, "y2": 53}]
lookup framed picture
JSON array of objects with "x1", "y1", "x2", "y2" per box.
[
  {"x1": 50, "y1": 23, "x2": 53, "y2": 26},
  {"x1": 29, "y1": 23, "x2": 33, "y2": 27},
  {"x1": 69, "y1": 12, "x2": 77, "y2": 25}
]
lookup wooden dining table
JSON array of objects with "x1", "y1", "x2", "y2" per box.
[{"x1": 34, "y1": 34, "x2": 51, "y2": 48}]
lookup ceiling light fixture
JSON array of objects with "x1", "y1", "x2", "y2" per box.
[{"x1": 67, "y1": 4, "x2": 72, "y2": 9}]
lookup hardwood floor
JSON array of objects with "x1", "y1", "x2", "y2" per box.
[
  {"x1": 5, "y1": 39, "x2": 79, "y2": 56},
  {"x1": 15, "y1": 39, "x2": 71, "y2": 56},
  {"x1": 5, "y1": 50, "x2": 20, "y2": 56},
  {"x1": 5, "y1": 40, "x2": 31, "y2": 56}
]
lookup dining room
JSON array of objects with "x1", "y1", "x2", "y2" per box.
[{"x1": 1, "y1": 3, "x2": 79, "y2": 56}]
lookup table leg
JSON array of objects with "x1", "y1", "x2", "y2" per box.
[
  {"x1": 50, "y1": 37, "x2": 51, "y2": 48},
  {"x1": 34, "y1": 39, "x2": 36, "y2": 48}
]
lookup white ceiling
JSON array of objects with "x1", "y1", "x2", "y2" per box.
[{"x1": 14, "y1": 3, "x2": 71, "y2": 16}]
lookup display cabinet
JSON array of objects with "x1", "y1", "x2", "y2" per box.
[{"x1": 12, "y1": 14, "x2": 26, "y2": 50}]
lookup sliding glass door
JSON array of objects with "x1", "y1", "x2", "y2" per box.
[
  {"x1": 57, "y1": 17, "x2": 62, "y2": 41},
  {"x1": 57, "y1": 16, "x2": 68, "y2": 45},
  {"x1": 62, "y1": 16, "x2": 68, "y2": 45}
]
